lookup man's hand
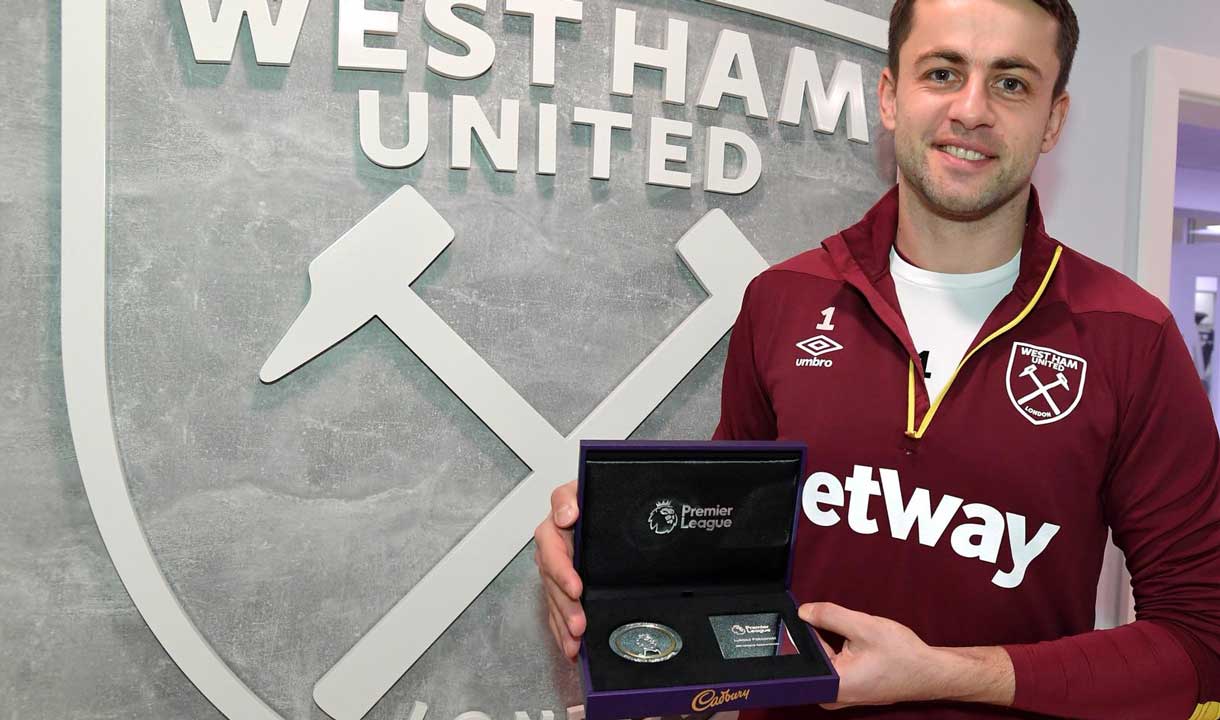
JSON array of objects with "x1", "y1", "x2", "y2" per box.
[
  {"x1": 799, "y1": 602, "x2": 1015, "y2": 709},
  {"x1": 534, "y1": 480, "x2": 585, "y2": 661}
]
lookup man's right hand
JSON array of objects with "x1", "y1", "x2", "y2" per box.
[{"x1": 534, "y1": 480, "x2": 585, "y2": 661}]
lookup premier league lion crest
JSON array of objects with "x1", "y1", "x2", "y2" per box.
[
  {"x1": 648, "y1": 500, "x2": 679, "y2": 535},
  {"x1": 1005, "y1": 342, "x2": 1088, "y2": 425}
]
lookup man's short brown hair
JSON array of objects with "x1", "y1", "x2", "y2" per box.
[{"x1": 887, "y1": 0, "x2": 1080, "y2": 98}]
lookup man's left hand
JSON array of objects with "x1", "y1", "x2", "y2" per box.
[{"x1": 798, "y1": 602, "x2": 1016, "y2": 710}]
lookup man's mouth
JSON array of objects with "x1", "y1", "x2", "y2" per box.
[{"x1": 937, "y1": 144, "x2": 994, "y2": 162}]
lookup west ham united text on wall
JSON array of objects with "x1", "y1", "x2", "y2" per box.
[{"x1": 179, "y1": 0, "x2": 872, "y2": 193}]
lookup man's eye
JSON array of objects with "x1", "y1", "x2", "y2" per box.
[
  {"x1": 929, "y1": 69, "x2": 955, "y2": 83},
  {"x1": 998, "y1": 77, "x2": 1026, "y2": 93}
]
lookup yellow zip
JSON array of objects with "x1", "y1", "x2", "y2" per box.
[
  {"x1": 907, "y1": 361, "x2": 917, "y2": 432},
  {"x1": 905, "y1": 246, "x2": 1063, "y2": 439}
]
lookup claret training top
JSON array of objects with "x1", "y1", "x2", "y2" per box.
[{"x1": 715, "y1": 187, "x2": 1220, "y2": 720}]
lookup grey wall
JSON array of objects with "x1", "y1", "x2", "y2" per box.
[{"x1": 4, "y1": 1, "x2": 891, "y2": 718}]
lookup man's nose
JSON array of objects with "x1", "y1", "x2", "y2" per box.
[{"x1": 948, "y1": 74, "x2": 996, "y2": 129}]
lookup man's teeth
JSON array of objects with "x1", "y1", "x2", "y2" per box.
[{"x1": 940, "y1": 145, "x2": 988, "y2": 161}]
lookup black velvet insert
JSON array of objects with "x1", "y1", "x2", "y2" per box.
[
  {"x1": 578, "y1": 449, "x2": 802, "y2": 589},
  {"x1": 583, "y1": 590, "x2": 829, "y2": 691}
]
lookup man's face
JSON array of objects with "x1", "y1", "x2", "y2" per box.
[{"x1": 879, "y1": 0, "x2": 1071, "y2": 221}]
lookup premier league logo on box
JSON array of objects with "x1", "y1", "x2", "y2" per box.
[
  {"x1": 647, "y1": 498, "x2": 734, "y2": 534},
  {"x1": 649, "y1": 500, "x2": 679, "y2": 535}
]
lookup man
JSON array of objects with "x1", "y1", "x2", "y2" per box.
[{"x1": 534, "y1": 0, "x2": 1220, "y2": 717}]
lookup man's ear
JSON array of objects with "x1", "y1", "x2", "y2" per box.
[
  {"x1": 879, "y1": 67, "x2": 898, "y2": 133},
  {"x1": 1041, "y1": 91, "x2": 1071, "y2": 153}
]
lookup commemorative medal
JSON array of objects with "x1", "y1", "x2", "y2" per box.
[{"x1": 608, "y1": 622, "x2": 682, "y2": 663}]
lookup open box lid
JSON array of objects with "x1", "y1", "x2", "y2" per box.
[{"x1": 575, "y1": 440, "x2": 807, "y2": 593}]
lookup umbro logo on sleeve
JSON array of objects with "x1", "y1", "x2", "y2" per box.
[
  {"x1": 795, "y1": 335, "x2": 844, "y2": 368},
  {"x1": 802, "y1": 465, "x2": 1060, "y2": 589}
]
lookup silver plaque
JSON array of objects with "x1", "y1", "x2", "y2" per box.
[
  {"x1": 708, "y1": 612, "x2": 801, "y2": 660},
  {"x1": 609, "y1": 622, "x2": 683, "y2": 663}
]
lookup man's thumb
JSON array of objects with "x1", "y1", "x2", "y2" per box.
[
  {"x1": 553, "y1": 503, "x2": 578, "y2": 528},
  {"x1": 800, "y1": 602, "x2": 867, "y2": 638}
]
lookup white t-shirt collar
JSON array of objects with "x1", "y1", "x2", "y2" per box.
[{"x1": 889, "y1": 246, "x2": 1022, "y2": 290}]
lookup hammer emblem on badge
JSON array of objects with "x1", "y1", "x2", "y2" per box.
[{"x1": 1005, "y1": 343, "x2": 1088, "y2": 426}]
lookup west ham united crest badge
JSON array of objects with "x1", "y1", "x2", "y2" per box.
[{"x1": 1005, "y1": 342, "x2": 1088, "y2": 425}]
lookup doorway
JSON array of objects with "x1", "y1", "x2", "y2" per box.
[
  {"x1": 1129, "y1": 47, "x2": 1220, "y2": 627},
  {"x1": 1169, "y1": 98, "x2": 1220, "y2": 417}
]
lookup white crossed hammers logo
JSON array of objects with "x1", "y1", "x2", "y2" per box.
[
  {"x1": 1004, "y1": 342, "x2": 1088, "y2": 427},
  {"x1": 260, "y1": 186, "x2": 767, "y2": 719},
  {"x1": 1016, "y1": 364, "x2": 1070, "y2": 416}
]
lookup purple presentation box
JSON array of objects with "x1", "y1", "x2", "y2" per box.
[{"x1": 574, "y1": 440, "x2": 838, "y2": 720}]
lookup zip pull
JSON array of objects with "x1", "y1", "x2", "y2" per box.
[{"x1": 905, "y1": 359, "x2": 920, "y2": 438}]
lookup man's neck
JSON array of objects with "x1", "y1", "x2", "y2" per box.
[{"x1": 894, "y1": 180, "x2": 1029, "y2": 274}]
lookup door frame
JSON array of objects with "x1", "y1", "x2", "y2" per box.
[{"x1": 1126, "y1": 45, "x2": 1220, "y2": 622}]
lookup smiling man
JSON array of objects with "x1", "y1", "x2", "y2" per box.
[{"x1": 534, "y1": 1, "x2": 1220, "y2": 717}]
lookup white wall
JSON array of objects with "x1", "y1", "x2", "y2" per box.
[{"x1": 1032, "y1": 0, "x2": 1220, "y2": 272}]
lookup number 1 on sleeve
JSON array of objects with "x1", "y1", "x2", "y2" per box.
[{"x1": 817, "y1": 307, "x2": 836, "y2": 331}]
